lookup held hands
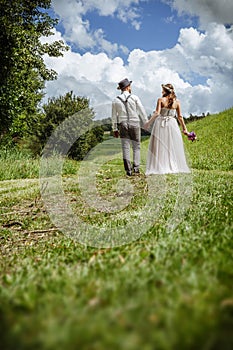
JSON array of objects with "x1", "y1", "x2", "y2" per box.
[
  {"x1": 144, "y1": 111, "x2": 158, "y2": 130},
  {"x1": 143, "y1": 121, "x2": 150, "y2": 130},
  {"x1": 113, "y1": 130, "x2": 119, "y2": 138}
]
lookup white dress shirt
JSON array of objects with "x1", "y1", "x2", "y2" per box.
[{"x1": 112, "y1": 91, "x2": 148, "y2": 131}]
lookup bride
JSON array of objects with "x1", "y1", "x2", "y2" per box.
[{"x1": 144, "y1": 83, "x2": 190, "y2": 175}]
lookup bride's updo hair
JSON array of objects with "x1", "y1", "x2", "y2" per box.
[{"x1": 162, "y1": 83, "x2": 176, "y2": 108}]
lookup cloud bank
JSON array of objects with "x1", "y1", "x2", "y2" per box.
[
  {"x1": 42, "y1": 0, "x2": 233, "y2": 118},
  {"x1": 168, "y1": 0, "x2": 233, "y2": 28}
]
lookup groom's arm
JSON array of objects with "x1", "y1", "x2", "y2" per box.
[
  {"x1": 135, "y1": 96, "x2": 148, "y2": 124},
  {"x1": 111, "y1": 101, "x2": 118, "y2": 131}
]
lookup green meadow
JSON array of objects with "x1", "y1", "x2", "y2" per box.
[{"x1": 0, "y1": 109, "x2": 232, "y2": 349}]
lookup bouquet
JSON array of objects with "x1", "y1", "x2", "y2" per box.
[{"x1": 183, "y1": 130, "x2": 197, "y2": 142}]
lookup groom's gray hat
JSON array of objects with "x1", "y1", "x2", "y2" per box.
[{"x1": 117, "y1": 78, "x2": 132, "y2": 90}]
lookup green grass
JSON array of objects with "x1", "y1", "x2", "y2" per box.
[
  {"x1": 0, "y1": 149, "x2": 79, "y2": 181},
  {"x1": 0, "y1": 148, "x2": 39, "y2": 180},
  {"x1": 183, "y1": 108, "x2": 233, "y2": 171},
  {"x1": 0, "y1": 109, "x2": 233, "y2": 349}
]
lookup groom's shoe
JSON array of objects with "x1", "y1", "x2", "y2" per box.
[
  {"x1": 126, "y1": 171, "x2": 132, "y2": 176},
  {"x1": 133, "y1": 169, "x2": 140, "y2": 176}
]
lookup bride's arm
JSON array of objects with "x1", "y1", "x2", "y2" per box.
[
  {"x1": 143, "y1": 98, "x2": 161, "y2": 129},
  {"x1": 176, "y1": 101, "x2": 188, "y2": 134}
]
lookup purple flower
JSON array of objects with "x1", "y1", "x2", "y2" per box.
[{"x1": 187, "y1": 131, "x2": 197, "y2": 142}]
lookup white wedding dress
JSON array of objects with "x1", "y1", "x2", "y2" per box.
[{"x1": 145, "y1": 108, "x2": 190, "y2": 175}]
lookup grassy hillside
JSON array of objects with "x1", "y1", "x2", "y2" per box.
[
  {"x1": 0, "y1": 108, "x2": 232, "y2": 350},
  {"x1": 183, "y1": 108, "x2": 233, "y2": 171},
  {"x1": 0, "y1": 108, "x2": 232, "y2": 181}
]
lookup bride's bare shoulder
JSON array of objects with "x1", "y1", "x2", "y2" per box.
[
  {"x1": 174, "y1": 99, "x2": 180, "y2": 108},
  {"x1": 160, "y1": 97, "x2": 166, "y2": 106}
]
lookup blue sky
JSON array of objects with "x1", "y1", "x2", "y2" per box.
[
  {"x1": 55, "y1": 1, "x2": 199, "y2": 58},
  {"x1": 80, "y1": 3, "x2": 204, "y2": 85},
  {"x1": 42, "y1": 0, "x2": 233, "y2": 118},
  {"x1": 81, "y1": 2, "x2": 196, "y2": 53}
]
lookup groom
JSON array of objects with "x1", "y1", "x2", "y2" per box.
[{"x1": 112, "y1": 78, "x2": 148, "y2": 176}]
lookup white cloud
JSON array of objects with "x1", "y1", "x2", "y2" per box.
[
  {"x1": 42, "y1": 1, "x2": 233, "y2": 118},
  {"x1": 51, "y1": 0, "x2": 142, "y2": 56},
  {"x1": 166, "y1": 24, "x2": 233, "y2": 83},
  {"x1": 168, "y1": 0, "x2": 233, "y2": 28},
  {"x1": 80, "y1": 0, "x2": 141, "y2": 22}
]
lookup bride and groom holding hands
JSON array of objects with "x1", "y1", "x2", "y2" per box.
[{"x1": 111, "y1": 78, "x2": 191, "y2": 176}]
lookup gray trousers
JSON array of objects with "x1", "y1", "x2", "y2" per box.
[{"x1": 119, "y1": 122, "x2": 141, "y2": 173}]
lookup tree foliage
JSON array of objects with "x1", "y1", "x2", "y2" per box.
[
  {"x1": 0, "y1": 0, "x2": 68, "y2": 134},
  {"x1": 29, "y1": 91, "x2": 104, "y2": 159}
]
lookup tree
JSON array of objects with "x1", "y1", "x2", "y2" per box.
[
  {"x1": 0, "y1": 0, "x2": 68, "y2": 135},
  {"x1": 29, "y1": 91, "x2": 104, "y2": 159}
]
